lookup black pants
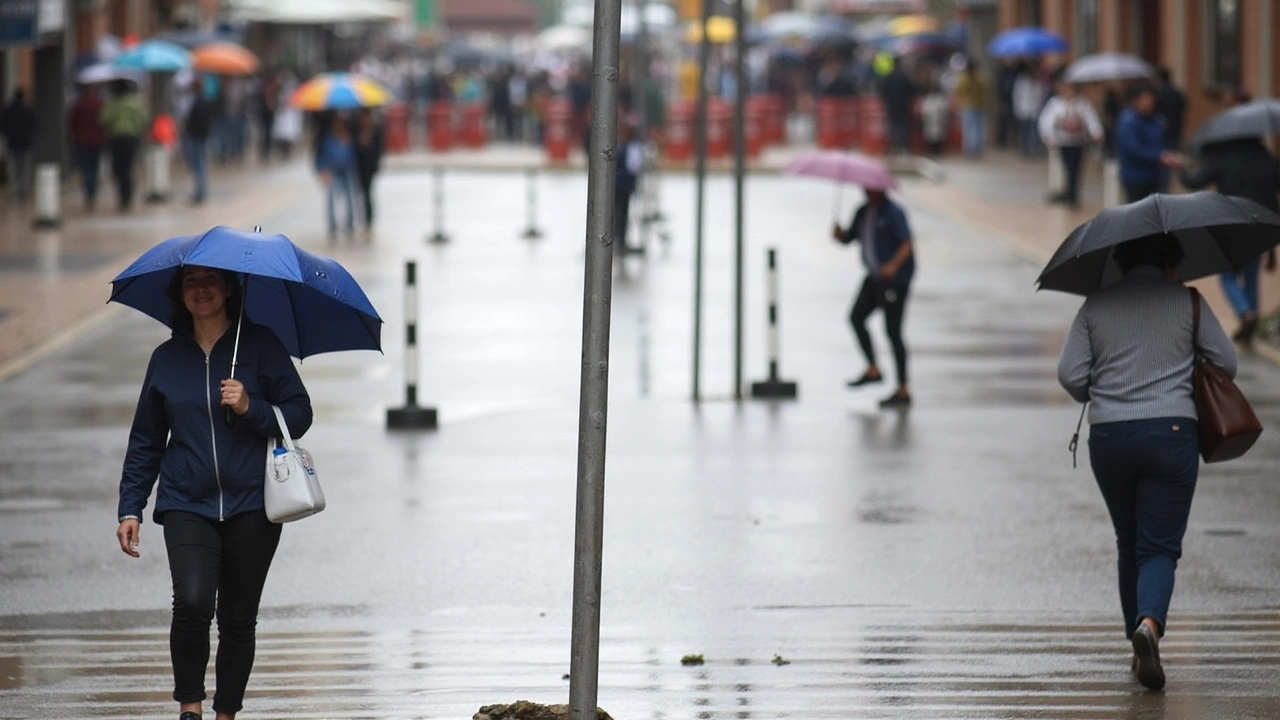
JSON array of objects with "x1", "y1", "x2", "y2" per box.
[
  {"x1": 1124, "y1": 181, "x2": 1160, "y2": 204},
  {"x1": 615, "y1": 188, "x2": 634, "y2": 249},
  {"x1": 850, "y1": 277, "x2": 910, "y2": 387},
  {"x1": 164, "y1": 510, "x2": 282, "y2": 715},
  {"x1": 1060, "y1": 145, "x2": 1085, "y2": 204},
  {"x1": 357, "y1": 170, "x2": 375, "y2": 228},
  {"x1": 108, "y1": 135, "x2": 139, "y2": 209}
]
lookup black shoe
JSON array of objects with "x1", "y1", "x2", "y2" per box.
[
  {"x1": 879, "y1": 391, "x2": 911, "y2": 409},
  {"x1": 179, "y1": 713, "x2": 201, "y2": 720},
  {"x1": 846, "y1": 371, "x2": 883, "y2": 388},
  {"x1": 1233, "y1": 317, "x2": 1258, "y2": 343},
  {"x1": 1132, "y1": 623, "x2": 1165, "y2": 690}
]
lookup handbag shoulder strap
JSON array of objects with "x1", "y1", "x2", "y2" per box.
[
  {"x1": 271, "y1": 405, "x2": 297, "y2": 453},
  {"x1": 1189, "y1": 286, "x2": 1202, "y2": 355}
]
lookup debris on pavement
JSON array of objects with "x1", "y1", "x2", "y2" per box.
[
  {"x1": 474, "y1": 700, "x2": 613, "y2": 720},
  {"x1": 680, "y1": 654, "x2": 705, "y2": 666}
]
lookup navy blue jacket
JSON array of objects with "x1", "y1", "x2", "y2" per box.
[
  {"x1": 1115, "y1": 108, "x2": 1167, "y2": 186},
  {"x1": 119, "y1": 321, "x2": 312, "y2": 524},
  {"x1": 839, "y1": 198, "x2": 915, "y2": 286}
]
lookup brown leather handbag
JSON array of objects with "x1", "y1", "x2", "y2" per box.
[{"x1": 1190, "y1": 288, "x2": 1263, "y2": 463}]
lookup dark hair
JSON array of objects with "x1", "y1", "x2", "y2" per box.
[
  {"x1": 166, "y1": 267, "x2": 243, "y2": 332},
  {"x1": 1126, "y1": 81, "x2": 1157, "y2": 103},
  {"x1": 1114, "y1": 233, "x2": 1184, "y2": 274},
  {"x1": 1157, "y1": 67, "x2": 1172, "y2": 83}
]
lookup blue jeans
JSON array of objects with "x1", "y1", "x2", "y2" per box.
[
  {"x1": 1220, "y1": 257, "x2": 1261, "y2": 317},
  {"x1": 183, "y1": 137, "x2": 209, "y2": 201},
  {"x1": 1019, "y1": 119, "x2": 1041, "y2": 156},
  {"x1": 961, "y1": 108, "x2": 984, "y2": 156},
  {"x1": 327, "y1": 173, "x2": 356, "y2": 234},
  {"x1": 74, "y1": 145, "x2": 102, "y2": 204},
  {"x1": 1089, "y1": 417, "x2": 1199, "y2": 638}
]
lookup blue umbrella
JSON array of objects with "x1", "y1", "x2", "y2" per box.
[
  {"x1": 109, "y1": 226, "x2": 382, "y2": 359},
  {"x1": 112, "y1": 39, "x2": 192, "y2": 72},
  {"x1": 988, "y1": 27, "x2": 1069, "y2": 57}
]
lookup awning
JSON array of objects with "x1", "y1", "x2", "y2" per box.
[{"x1": 228, "y1": 0, "x2": 404, "y2": 25}]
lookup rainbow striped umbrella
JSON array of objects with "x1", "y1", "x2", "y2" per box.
[{"x1": 289, "y1": 73, "x2": 392, "y2": 110}]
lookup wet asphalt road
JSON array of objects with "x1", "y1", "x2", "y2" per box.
[{"x1": 2, "y1": 164, "x2": 1280, "y2": 718}]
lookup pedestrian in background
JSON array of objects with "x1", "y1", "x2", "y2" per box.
[
  {"x1": 271, "y1": 72, "x2": 302, "y2": 160},
  {"x1": 0, "y1": 88, "x2": 37, "y2": 202},
  {"x1": 995, "y1": 59, "x2": 1019, "y2": 149},
  {"x1": 315, "y1": 114, "x2": 357, "y2": 241},
  {"x1": 1172, "y1": 138, "x2": 1280, "y2": 344},
  {"x1": 256, "y1": 71, "x2": 280, "y2": 164},
  {"x1": 352, "y1": 108, "x2": 384, "y2": 241},
  {"x1": 953, "y1": 60, "x2": 986, "y2": 158},
  {"x1": 1114, "y1": 83, "x2": 1172, "y2": 202},
  {"x1": 615, "y1": 117, "x2": 644, "y2": 254},
  {"x1": 834, "y1": 185, "x2": 915, "y2": 408},
  {"x1": 1039, "y1": 77, "x2": 1103, "y2": 208},
  {"x1": 67, "y1": 83, "x2": 107, "y2": 211},
  {"x1": 116, "y1": 264, "x2": 312, "y2": 720},
  {"x1": 182, "y1": 80, "x2": 218, "y2": 205},
  {"x1": 879, "y1": 57, "x2": 917, "y2": 155},
  {"x1": 99, "y1": 80, "x2": 147, "y2": 211},
  {"x1": 1012, "y1": 62, "x2": 1046, "y2": 157},
  {"x1": 1058, "y1": 234, "x2": 1235, "y2": 691},
  {"x1": 919, "y1": 82, "x2": 950, "y2": 157}
]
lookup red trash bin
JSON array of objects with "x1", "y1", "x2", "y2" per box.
[
  {"x1": 544, "y1": 98, "x2": 573, "y2": 163},
  {"x1": 707, "y1": 98, "x2": 732, "y2": 159},
  {"x1": 815, "y1": 98, "x2": 841, "y2": 149},
  {"x1": 663, "y1": 100, "x2": 695, "y2": 162},
  {"x1": 948, "y1": 105, "x2": 964, "y2": 154},
  {"x1": 459, "y1": 102, "x2": 488, "y2": 148},
  {"x1": 837, "y1": 98, "x2": 859, "y2": 148},
  {"x1": 384, "y1": 102, "x2": 410, "y2": 153},
  {"x1": 427, "y1": 102, "x2": 454, "y2": 152},
  {"x1": 861, "y1": 96, "x2": 888, "y2": 156}
]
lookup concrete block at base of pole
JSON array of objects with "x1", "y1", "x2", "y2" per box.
[
  {"x1": 1102, "y1": 158, "x2": 1121, "y2": 207},
  {"x1": 33, "y1": 163, "x2": 60, "y2": 229},
  {"x1": 386, "y1": 404, "x2": 438, "y2": 429},
  {"x1": 146, "y1": 146, "x2": 171, "y2": 204},
  {"x1": 750, "y1": 379, "x2": 798, "y2": 399}
]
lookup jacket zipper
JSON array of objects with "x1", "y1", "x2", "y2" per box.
[{"x1": 205, "y1": 353, "x2": 225, "y2": 520}]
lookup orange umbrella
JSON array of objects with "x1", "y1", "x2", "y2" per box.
[{"x1": 192, "y1": 43, "x2": 260, "y2": 75}]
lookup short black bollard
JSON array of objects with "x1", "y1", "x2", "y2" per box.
[
  {"x1": 386, "y1": 260, "x2": 439, "y2": 429},
  {"x1": 521, "y1": 167, "x2": 543, "y2": 239},
  {"x1": 426, "y1": 167, "x2": 450, "y2": 244},
  {"x1": 750, "y1": 247, "x2": 799, "y2": 399}
]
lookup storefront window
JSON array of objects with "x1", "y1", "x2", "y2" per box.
[
  {"x1": 1207, "y1": 0, "x2": 1242, "y2": 88},
  {"x1": 1076, "y1": 0, "x2": 1099, "y2": 56}
]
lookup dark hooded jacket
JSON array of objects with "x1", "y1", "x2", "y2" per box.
[
  {"x1": 118, "y1": 321, "x2": 312, "y2": 524},
  {"x1": 1180, "y1": 138, "x2": 1280, "y2": 212}
]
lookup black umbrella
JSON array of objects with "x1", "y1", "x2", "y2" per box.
[
  {"x1": 1188, "y1": 99, "x2": 1280, "y2": 154},
  {"x1": 1036, "y1": 192, "x2": 1280, "y2": 295}
]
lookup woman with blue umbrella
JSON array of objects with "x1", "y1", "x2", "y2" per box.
[{"x1": 111, "y1": 226, "x2": 380, "y2": 720}]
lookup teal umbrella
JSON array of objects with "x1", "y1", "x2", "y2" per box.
[{"x1": 112, "y1": 39, "x2": 192, "y2": 72}]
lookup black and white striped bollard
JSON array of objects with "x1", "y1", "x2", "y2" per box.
[
  {"x1": 521, "y1": 167, "x2": 543, "y2": 239},
  {"x1": 750, "y1": 247, "x2": 798, "y2": 399},
  {"x1": 426, "y1": 167, "x2": 450, "y2": 244},
  {"x1": 386, "y1": 260, "x2": 438, "y2": 429}
]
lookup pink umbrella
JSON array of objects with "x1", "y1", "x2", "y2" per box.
[{"x1": 783, "y1": 151, "x2": 898, "y2": 221}]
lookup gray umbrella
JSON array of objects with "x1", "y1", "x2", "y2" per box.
[
  {"x1": 1188, "y1": 99, "x2": 1280, "y2": 154},
  {"x1": 1037, "y1": 192, "x2": 1280, "y2": 295},
  {"x1": 1062, "y1": 52, "x2": 1153, "y2": 84}
]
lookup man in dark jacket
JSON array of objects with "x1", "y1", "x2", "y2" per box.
[
  {"x1": 1, "y1": 89, "x2": 38, "y2": 201},
  {"x1": 183, "y1": 84, "x2": 218, "y2": 204},
  {"x1": 68, "y1": 84, "x2": 107, "y2": 209},
  {"x1": 833, "y1": 187, "x2": 915, "y2": 408},
  {"x1": 879, "y1": 59, "x2": 917, "y2": 155},
  {"x1": 1175, "y1": 138, "x2": 1280, "y2": 342},
  {"x1": 615, "y1": 119, "x2": 644, "y2": 254},
  {"x1": 1154, "y1": 67, "x2": 1186, "y2": 150},
  {"x1": 1114, "y1": 83, "x2": 1171, "y2": 202}
]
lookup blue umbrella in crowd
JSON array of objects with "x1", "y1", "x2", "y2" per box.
[
  {"x1": 112, "y1": 39, "x2": 192, "y2": 72},
  {"x1": 987, "y1": 27, "x2": 1069, "y2": 57},
  {"x1": 109, "y1": 226, "x2": 382, "y2": 359}
]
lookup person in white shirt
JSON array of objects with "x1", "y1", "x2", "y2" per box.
[
  {"x1": 1038, "y1": 78, "x2": 1104, "y2": 208},
  {"x1": 1012, "y1": 64, "x2": 1046, "y2": 157}
]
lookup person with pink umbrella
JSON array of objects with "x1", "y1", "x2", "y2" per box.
[{"x1": 791, "y1": 151, "x2": 914, "y2": 408}]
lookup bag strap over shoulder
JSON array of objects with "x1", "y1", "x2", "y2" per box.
[
  {"x1": 1189, "y1": 287, "x2": 1201, "y2": 355},
  {"x1": 271, "y1": 405, "x2": 297, "y2": 453}
]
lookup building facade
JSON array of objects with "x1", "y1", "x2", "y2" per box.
[{"x1": 998, "y1": 0, "x2": 1280, "y2": 137}]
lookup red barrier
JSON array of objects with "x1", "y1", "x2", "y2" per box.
[
  {"x1": 815, "y1": 98, "x2": 841, "y2": 149},
  {"x1": 384, "y1": 102, "x2": 410, "y2": 153},
  {"x1": 838, "y1": 98, "x2": 859, "y2": 148},
  {"x1": 663, "y1": 100, "x2": 694, "y2": 162},
  {"x1": 745, "y1": 103, "x2": 764, "y2": 159},
  {"x1": 544, "y1": 98, "x2": 573, "y2": 163},
  {"x1": 459, "y1": 102, "x2": 488, "y2": 148},
  {"x1": 948, "y1": 106, "x2": 964, "y2": 154},
  {"x1": 763, "y1": 94, "x2": 786, "y2": 145},
  {"x1": 860, "y1": 96, "x2": 887, "y2": 156},
  {"x1": 427, "y1": 102, "x2": 454, "y2": 152},
  {"x1": 707, "y1": 98, "x2": 732, "y2": 159}
]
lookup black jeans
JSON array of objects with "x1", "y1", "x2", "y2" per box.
[
  {"x1": 164, "y1": 510, "x2": 282, "y2": 715},
  {"x1": 615, "y1": 188, "x2": 634, "y2": 249},
  {"x1": 1060, "y1": 145, "x2": 1085, "y2": 204},
  {"x1": 108, "y1": 135, "x2": 139, "y2": 209},
  {"x1": 1124, "y1": 181, "x2": 1160, "y2": 204},
  {"x1": 357, "y1": 170, "x2": 375, "y2": 228},
  {"x1": 850, "y1": 277, "x2": 910, "y2": 386}
]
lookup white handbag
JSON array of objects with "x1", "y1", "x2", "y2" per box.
[{"x1": 264, "y1": 405, "x2": 325, "y2": 523}]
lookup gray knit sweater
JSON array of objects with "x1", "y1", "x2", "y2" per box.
[{"x1": 1058, "y1": 266, "x2": 1237, "y2": 425}]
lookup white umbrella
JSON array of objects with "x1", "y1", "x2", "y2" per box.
[
  {"x1": 761, "y1": 12, "x2": 819, "y2": 40},
  {"x1": 1063, "y1": 52, "x2": 1154, "y2": 83},
  {"x1": 77, "y1": 62, "x2": 143, "y2": 85},
  {"x1": 536, "y1": 24, "x2": 591, "y2": 52}
]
